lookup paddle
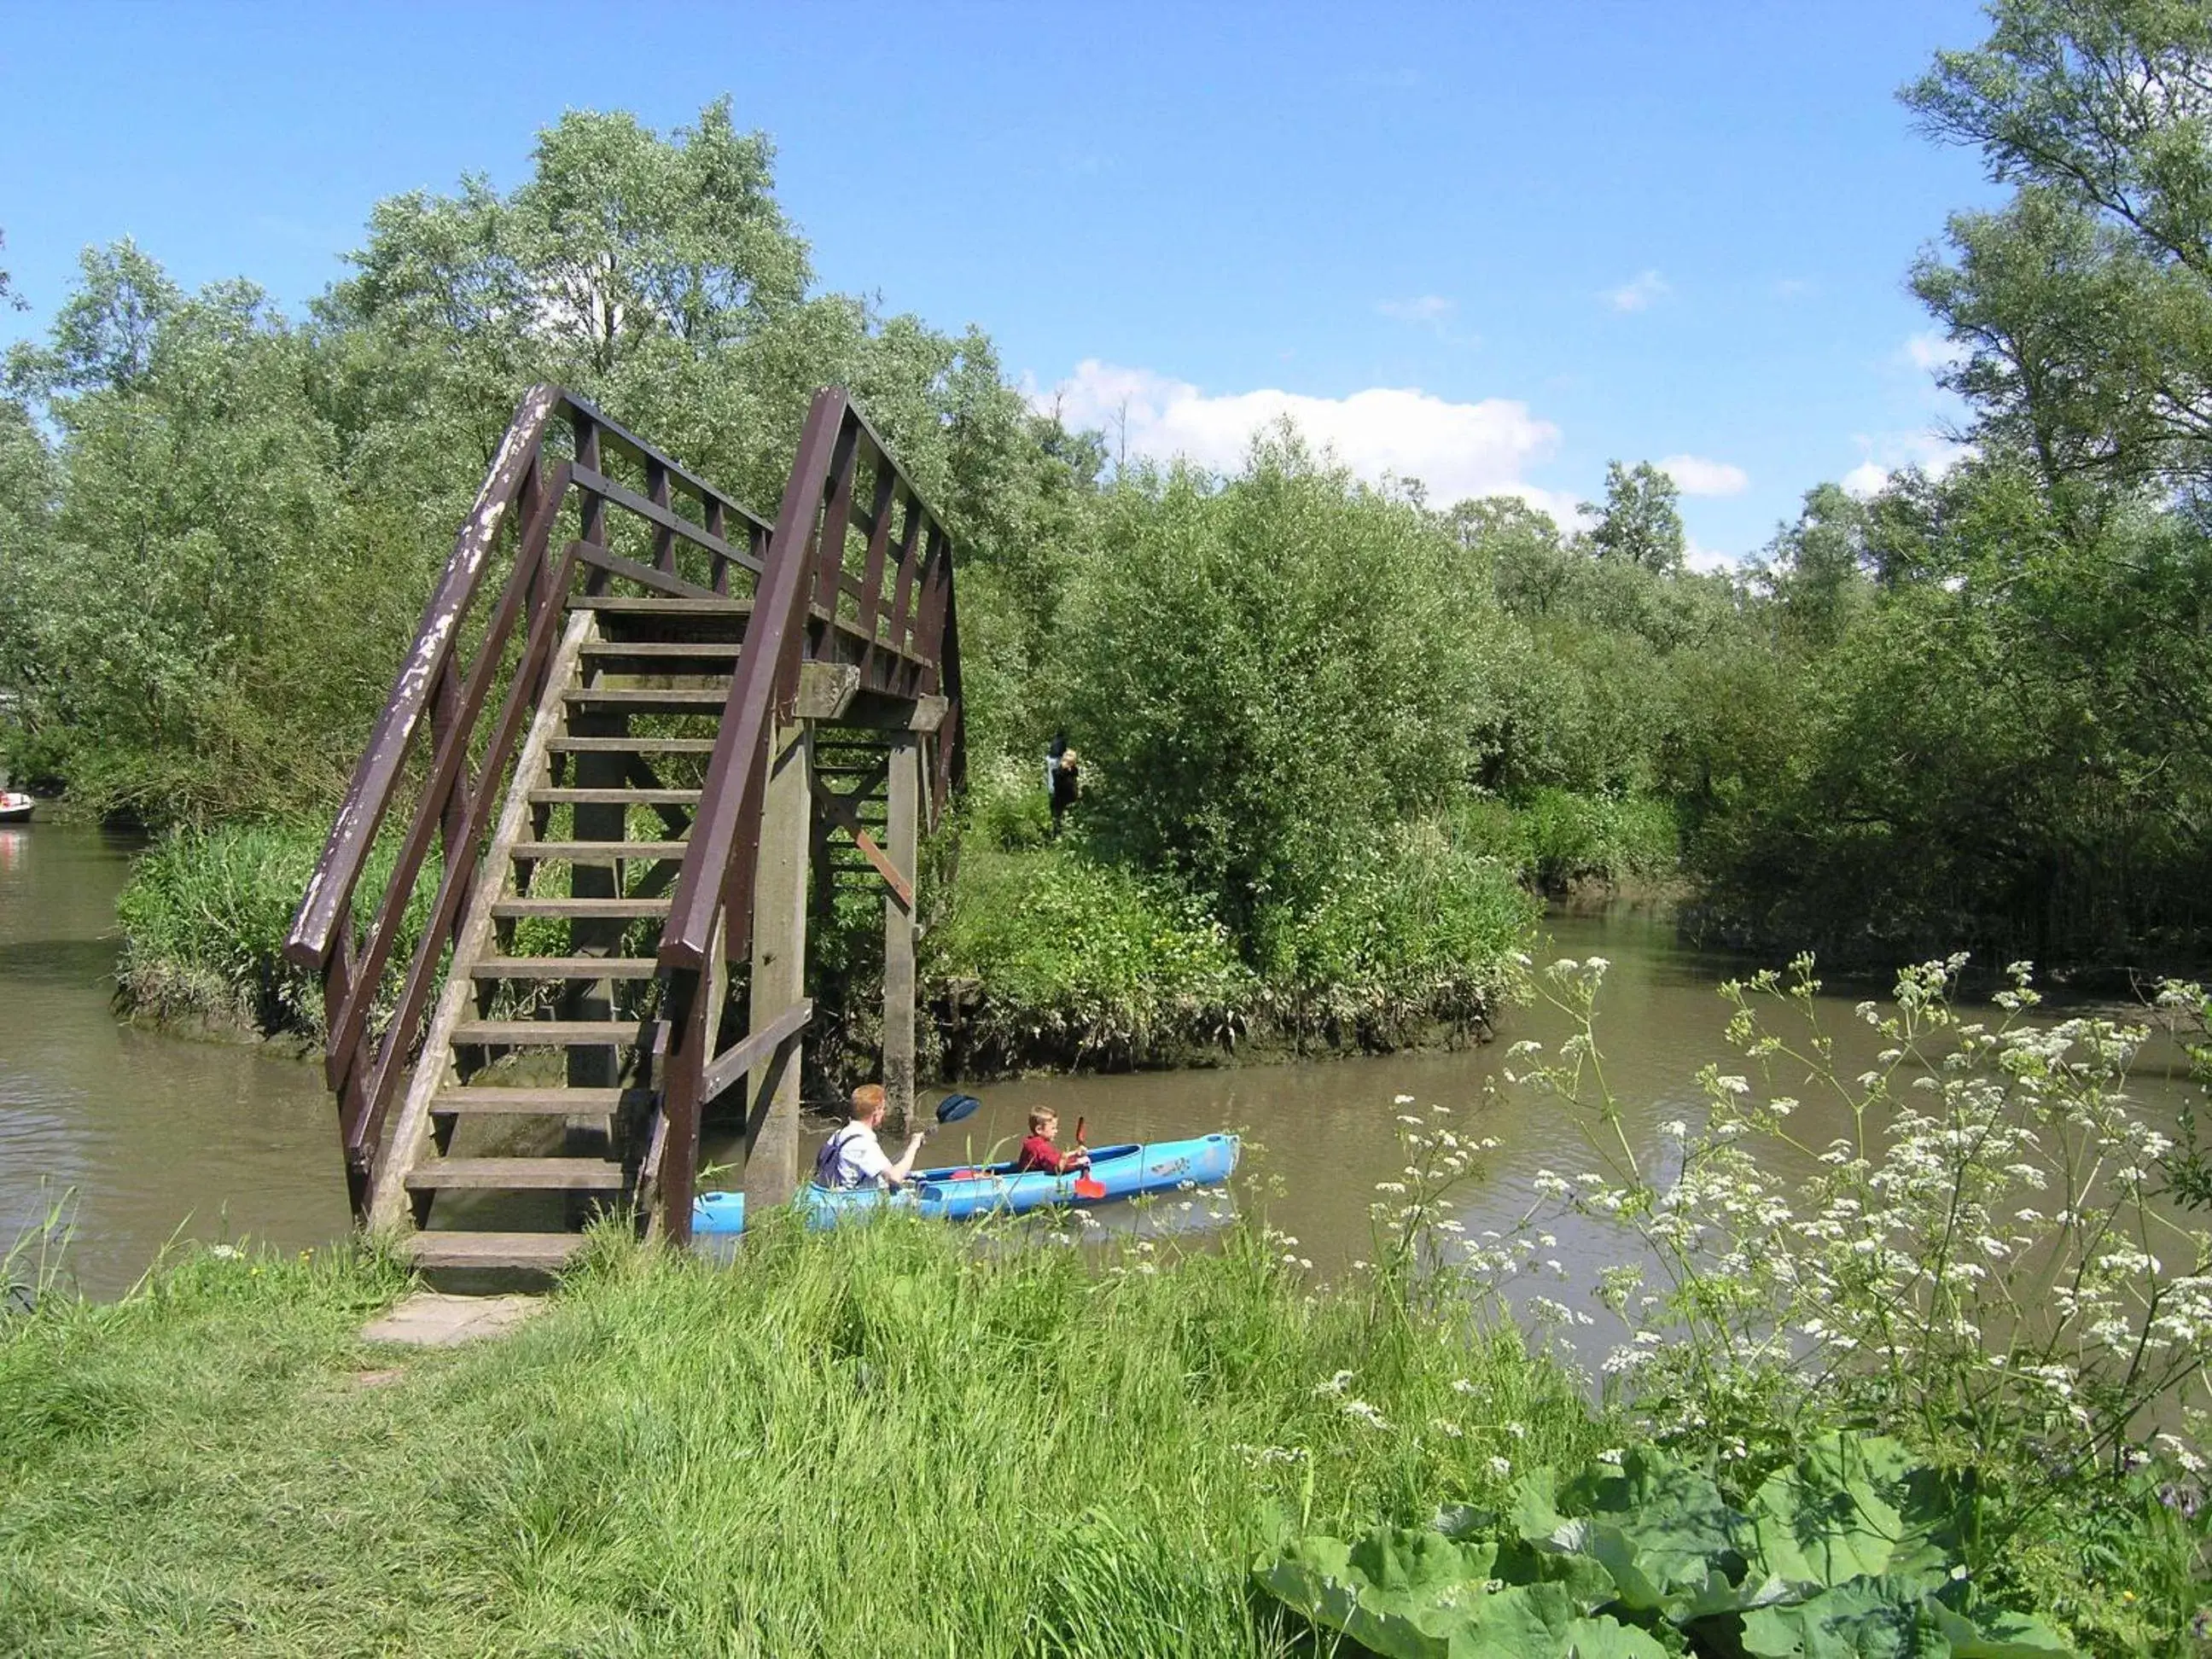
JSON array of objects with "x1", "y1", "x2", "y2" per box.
[
  {"x1": 930, "y1": 1093, "x2": 983, "y2": 1179},
  {"x1": 1072, "y1": 1115, "x2": 1106, "y2": 1202}
]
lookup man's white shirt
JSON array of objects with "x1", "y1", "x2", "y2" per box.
[{"x1": 817, "y1": 1120, "x2": 893, "y2": 1189}]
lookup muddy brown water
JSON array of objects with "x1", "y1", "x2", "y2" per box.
[{"x1": 3, "y1": 820, "x2": 2200, "y2": 1317}]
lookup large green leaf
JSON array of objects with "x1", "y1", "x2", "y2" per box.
[
  {"x1": 1739, "y1": 1575, "x2": 1955, "y2": 1659},
  {"x1": 1444, "y1": 1584, "x2": 1672, "y2": 1659},
  {"x1": 1256, "y1": 1528, "x2": 1505, "y2": 1659},
  {"x1": 1254, "y1": 1527, "x2": 1622, "y2": 1659},
  {"x1": 1513, "y1": 1447, "x2": 1757, "y2": 1615},
  {"x1": 1749, "y1": 1435, "x2": 1970, "y2": 1594},
  {"x1": 1928, "y1": 1603, "x2": 2076, "y2": 1659}
]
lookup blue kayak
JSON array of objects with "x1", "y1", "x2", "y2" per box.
[{"x1": 691, "y1": 1132, "x2": 1238, "y2": 1237}]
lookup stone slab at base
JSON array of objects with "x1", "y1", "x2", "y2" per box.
[{"x1": 361, "y1": 1291, "x2": 544, "y2": 1348}]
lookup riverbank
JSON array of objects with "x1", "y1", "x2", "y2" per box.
[
  {"x1": 108, "y1": 787, "x2": 1691, "y2": 1075},
  {"x1": 0, "y1": 1214, "x2": 1603, "y2": 1656},
  {"x1": 3, "y1": 1211, "x2": 2200, "y2": 1656}
]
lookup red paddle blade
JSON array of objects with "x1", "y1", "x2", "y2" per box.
[{"x1": 1074, "y1": 1175, "x2": 1106, "y2": 1201}]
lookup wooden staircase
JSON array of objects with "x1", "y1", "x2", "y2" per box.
[
  {"x1": 285, "y1": 386, "x2": 963, "y2": 1275},
  {"x1": 371, "y1": 595, "x2": 750, "y2": 1270}
]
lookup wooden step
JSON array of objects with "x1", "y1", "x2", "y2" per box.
[
  {"x1": 550, "y1": 736, "x2": 719, "y2": 755},
  {"x1": 580, "y1": 640, "x2": 744, "y2": 671},
  {"x1": 514, "y1": 841, "x2": 690, "y2": 863},
  {"x1": 451, "y1": 1019, "x2": 649, "y2": 1046},
  {"x1": 570, "y1": 596, "x2": 753, "y2": 643},
  {"x1": 563, "y1": 687, "x2": 730, "y2": 715},
  {"x1": 570, "y1": 596, "x2": 754, "y2": 617},
  {"x1": 405, "y1": 1157, "x2": 628, "y2": 1192},
  {"x1": 469, "y1": 955, "x2": 661, "y2": 981},
  {"x1": 434, "y1": 1086, "x2": 653, "y2": 1113},
  {"x1": 528, "y1": 787, "x2": 701, "y2": 806},
  {"x1": 489, "y1": 896, "x2": 672, "y2": 919},
  {"x1": 404, "y1": 1231, "x2": 590, "y2": 1269}
]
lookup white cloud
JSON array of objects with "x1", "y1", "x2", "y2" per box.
[
  {"x1": 1842, "y1": 461, "x2": 1892, "y2": 497},
  {"x1": 1378, "y1": 294, "x2": 1455, "y2": 324},
  {"x1": 1603, "y1": 269, "x2": 1670, "y2": 312},
  {"x1": 1033, "y1": 358, "x2": 1569, "y2": 511},
  {"x1": 1904, "y1": 330, "x2": 1965, "y2": 374},
  {"x1": 1841, "y1": 428, "x2": 1972, "y2": 498},
  {"x1": 1657, "y1": 453, "x2": 1749, "y2": 497},
  {"x1": 1683, "y1": 535, "x2": 1740, "y2": 574}
]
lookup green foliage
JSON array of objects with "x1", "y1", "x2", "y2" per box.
[
  {"x1": 1459, "y1": 789, "x2": 1679, "y2": 893},
  {"x1": 1583, "y1": 460, "x2": 1686, "y2": 575},
  {"x1": 1062, "y1": 433, "x2": 1508, "y2": 940},
  {"x1": 1682, "y1": 459, "x2": 2212, "y2": 964},
  {"x1": 1250, "y1": 820, "x2": 1536, "y2": 1040},
  {"x1": 1259, "y1": 1436, "x2": 2075, "y2": 1659},
  {"x1": 924, "y1": 839, "x2": 1255, "y2": 1069},
  {"x1": 1905, "y1": 0, "x2": 2212, "y2": 502},
  {"x1": 0, "y1": 1214, "x2": 1603, "y2": 1656},
  {"x1": 114, "y1": 821, "x2": 433, "y2": 1035}
]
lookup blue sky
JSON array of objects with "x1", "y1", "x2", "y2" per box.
[{"x1": 1, "y1": 2, "x2": 1999, "y2": 562}]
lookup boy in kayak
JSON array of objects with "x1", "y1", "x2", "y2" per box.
[
  {"x1": 815, "y1": 1084, "x2": 927, "y2": 1190},
  {"x1": 1013, "y1": 1109, "x2": 1091, "y2": 1176}
]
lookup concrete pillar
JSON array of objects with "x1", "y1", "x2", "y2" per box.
[
  {"x1": 881, "y1": 734, "x2": 920, "y2": 1127},
  {"x1": 743, "y1": 719, "x2": 811, "y2": 1207}
]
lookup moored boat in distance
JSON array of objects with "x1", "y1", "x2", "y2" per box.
[
  {"x1": 0, "y1": 790, "x2": 33, "y2": 824},
  {"x1": 693, "y1": 1132, "x2": 1239, "y2": 1237}
]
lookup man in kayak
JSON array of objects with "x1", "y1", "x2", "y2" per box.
[
  {"x1": 815, "y1": 1084, "x2": 928, "y2": 1190},
  {"x1": 1012, "y1": 1109, "x2": 1091, "y2": 1176}
]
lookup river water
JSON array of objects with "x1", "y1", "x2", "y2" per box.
[{"x1": 2, "y1": 820, "x2": 2198, "y2": 1303}]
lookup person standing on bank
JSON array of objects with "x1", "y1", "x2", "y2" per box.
[
  {"x1": 815, "y1": 1083, "x2": 927, "y2": 1190},
  {"x1": 1046, "y1": 731, "x2": 1080, "y2": 837}
]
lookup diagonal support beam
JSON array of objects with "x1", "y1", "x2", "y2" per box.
[{"x1": 807, "y1": 771, "x2": 911, "y2": 911}]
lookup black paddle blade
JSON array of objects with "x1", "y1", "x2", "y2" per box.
[{"x1": 934, "y1": 1092, "x2": 982, "y2": 1125}]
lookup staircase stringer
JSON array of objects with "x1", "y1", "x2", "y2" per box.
[{"x1": 364, "y1": 609, "x2": 597, "y2": 1237}]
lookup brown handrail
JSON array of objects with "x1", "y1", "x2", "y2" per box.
[
  {"x1": 287, "y1": 384, "x2": 563, "y2": 972},
  {"x1": 661, "y1": 387, "x2": 966, "y2": 969},
  {"x1": 290, "y1": 380, "x2": 962, "y2": 1229}
]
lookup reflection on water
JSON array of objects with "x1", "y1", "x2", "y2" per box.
[
  {"x1": 3, "y1": 822, "x2": 2197, "y2": 1311},
  {"x1": 0, "y1": 823, "x2": 349, "y2": 1298}
]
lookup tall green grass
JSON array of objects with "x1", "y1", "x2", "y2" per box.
[
  {"x1": 114, "y1": 821, "x2": 434, "y2": 1037},
  {"x1": 0, "y1": 1216, "x2": 1602, "y2": 1657},
  {"x1": 1457, "y1": 788, "x2": 1681, "y2": 892},
  {"x1": 926, "y1": 840, "x2": 1258, "y2": 1068}
]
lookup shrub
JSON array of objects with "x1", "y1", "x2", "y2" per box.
[
  {"x1": 114, "y1": 820, "x2": 432, "y2": 1036},
  {"x1": 1253, "y1": 820, "x2": 1536, "y2": 1046},
  {"x1": 1061, "y1": 434, "x2": 1511, "y2": 938},
  {"x1": 923, "y1": 841, "x2": 1255, "y2": 1069}
]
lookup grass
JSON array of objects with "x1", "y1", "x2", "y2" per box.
[
  {"x1": 0, "y1": 1212, "x2": 1604, "y2": 1658},
  {"x1": 1456, "y1": 788, "x2": 1682, "y2": 893},
  {"x1": 114, "y1": 820, "x2": 437, "y2": 1039}
]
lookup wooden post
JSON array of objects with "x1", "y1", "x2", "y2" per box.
[
  {"x1": 882, "y1": 734, "x2": 920, "y2": 1126},
  {"x1": 743, "y1": 719, "x2": 812, "y2": 1207}
]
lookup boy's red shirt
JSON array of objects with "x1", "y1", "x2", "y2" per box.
[{"x1": 1015, "y1": 1133, "x2": 1080, "y2": 1174}]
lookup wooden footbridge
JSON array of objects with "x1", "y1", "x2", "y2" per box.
[{"x1": 285, "y1": 386, "x2": 963, "y2": 1270}]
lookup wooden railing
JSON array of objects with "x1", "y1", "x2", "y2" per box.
[
  {"x1": 287, "y1": 383, "x2": 963, "y2": 1234},
  {"x1": 283, "y1": 385, "x2": 773, "y2": 1217},
  {"x1": 655, "y1": 387, "x2": 964, "y2": 1242}
]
